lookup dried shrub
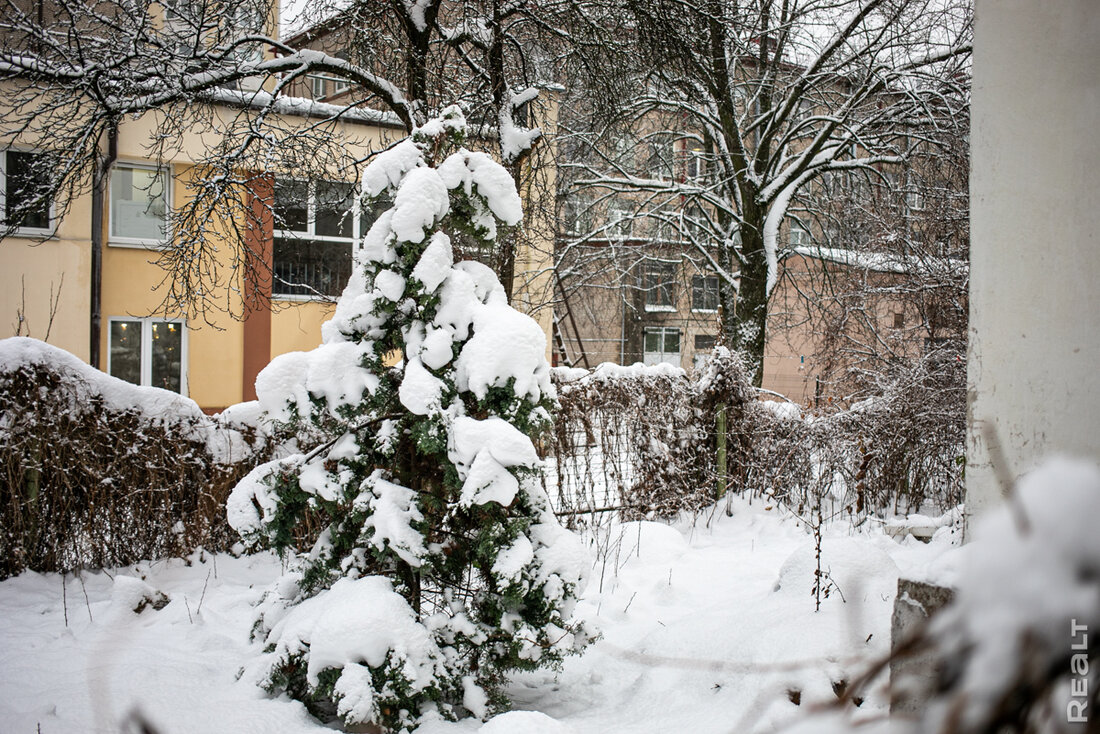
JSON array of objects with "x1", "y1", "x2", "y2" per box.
[
  {"x1": 548, "y1": 349, "x2": 753, "y2": 522},
  {"x1": 0, "y1": 340, "x2": 272, "y2": 578},
  {"x1": 745, "y1": 352, "x2": 967, "y2": 521},
  {"x1": 548, "y1": 347, "x2": 965, "y2": 526}
]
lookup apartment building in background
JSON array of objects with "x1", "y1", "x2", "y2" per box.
[
  {"x1": 0, "y1": 5, "x2": 559, "y2": 413},
  {"x1": 553, "y1": 147, "x2": 967, "y2": 406}
]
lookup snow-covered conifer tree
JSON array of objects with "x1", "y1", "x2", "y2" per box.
[{"x1": 226, "y1": 107, "x2": 591, "y2": 732}]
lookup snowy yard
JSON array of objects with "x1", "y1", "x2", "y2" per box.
[{"x1": 0, "y1": 497, "x2": 957, "y2": 734}]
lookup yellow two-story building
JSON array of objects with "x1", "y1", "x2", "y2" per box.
[{"x1": 1, "y1": 22, "x2": 559, "y2": 413}]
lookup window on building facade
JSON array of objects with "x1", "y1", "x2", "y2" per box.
[
  {"x1": 108, "y1": 318, "x2": 186, "y2": 394},
  {"x1": 564, "y1": 196, "x2": 593, "y2": 236},
  {"x1": 642, "y1": 260, "x2": 677, "y2": 311},
  {"x1": 613, "y1": 134, "x2": 635, "y2": 173},
  {"x1": 682, "y1": 204, "x2": 709, "y2": 244},
  {"x1": 1, "y1": 150, "x2": 52, "y2": 233},
  {"x1": 688, "y1": 151, "x2": 705, "y2": 181},
  {"x1": 693, "y1": 333, "x2": 717, "y2": 370},
  {"x1": 110, "y1": 164, "x2": 168, "y2": 244},
  {"x1": 793, "y1": 98, "x2": 814, "y2": 125},
  {"x1": 649, "y1": 214, "x2": 672, "y2": 243},
  {"x1": 788, "y1": 217, "x2": 810, "y2": 247},
  {"x1": 273, "y1": 179, "x2": 386, "y2": 298},
  {"x1": 232, "y1": 7, "x2": 264, "y2": 64},
  {"x1": 643, "y1": 326, "x2": 681, "y2": 366},
  {"x1": 905, "y1": 188, "x2": 925, "y2": 212},
  {"x1": 692, "y1": 274, "x2": 720, "y2": 312},
  {"x1": 694, "y1": 334, "x2": 717, "y2": 351},
  {"x1": 645, "y1": 138, "x2": 675, "y2": 180},
  {"x1": 679, "y1": 142, "x2": 706, "y2": 182},
  {"x1": 607, "y1": 201, "x2": 633, "y2": 239},
  {"x1": 331, "y1": 51, "x2": 351, "y2": 93}
]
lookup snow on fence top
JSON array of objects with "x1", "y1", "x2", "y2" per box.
[{"x1": 550, "y1": 361, "x2": 686, "y2": 387}]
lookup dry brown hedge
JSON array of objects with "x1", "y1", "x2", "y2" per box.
[
  {"x1": 1, "y1": 337, "x2": 965, "y2": 578},
  {"x1": 0, "y1": 342, "x2": 270, "y2": 578},
  {"x1": 547, "y1": 348, "x2": 965, "y2": 524}
]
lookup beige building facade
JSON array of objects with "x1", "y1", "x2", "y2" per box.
[{"x1": 2, "y1": 99, "x2": 557, "y2": 412}]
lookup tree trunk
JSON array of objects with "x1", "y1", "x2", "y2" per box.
[{"x1": 721, "y1": 215, "x2": 768, "y2": 389}]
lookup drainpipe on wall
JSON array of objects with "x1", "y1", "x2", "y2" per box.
[{"x1": 89, "y1": 123, "x2": 118, "y2": 370}]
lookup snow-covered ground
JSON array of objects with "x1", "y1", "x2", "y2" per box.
[{"x1": 0, "y1": 498, "x2": 958, "y2": 734}]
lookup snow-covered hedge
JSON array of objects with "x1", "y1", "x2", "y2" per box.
[
  {"x1": 547, "y1": 347, "x2": 965, "y2": 523},
  {"x1": 548, "y1": 354, "x2": 752, "y2": 520},
  {"x1": 0, "y1": 337, "x2": 270, "y2": 577}
]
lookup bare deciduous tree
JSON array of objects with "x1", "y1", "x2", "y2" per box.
[
  {"x1": 772, "y1": 112, "x2": 969, "y2": 403},
  {"x1": 0, "y1": 0, "x2": 562, "y2": 330},
  {"x1": 558, "y1": 0, "x2": 972, "y2": 385}
]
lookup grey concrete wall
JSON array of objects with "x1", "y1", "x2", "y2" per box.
[{"x1": 968, "y1": 0, "x2": 1100, "y2": 518}]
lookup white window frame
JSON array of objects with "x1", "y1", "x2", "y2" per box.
[
  {"x1": 682, "y1": 205, "x2": 708, "y2": 244},
  {"x1": 613, "y1": 134, "x2": 635, "y2": 172},
  {"x1": 0, "y1": 148, "x2": 56, "y2": 237},
  {"x1": 642, "y1": 259, "x2": 678, "y2": 313},
  {"x1": 232, "y1": 7, "x2": 264, "y2": 63},
  {"x1": 647, "y1": 139, "x2": 675, "y2": 181},
  {"x1": 607, "y1": 201, "x2": 633, "y2": 239},
  {"x1": 565, "y1": 196, "x2": 592, "y2": 237},
  {"x1": 649, "y1": 212, "x2": 676, "y2": 243},
  {"x1": 788, "y1": 217, "x2": 811, "y2": 247},
  {"x1": 643, "y1": 326, "x2": 681, "y2": 367},
  {"x1": 905, "y1": 188, "x2": 925, "y2": 212},
  {"x1": 691, "y1": 274, "x2": 720, "y2": 313},
  {"x1": 273, "y1": 178, "x2": 363, "y2": 301},
  {"x1": 330, "y1": 51, "x2": 351, "y2": 94},
  {"x1": 107, "y1": 316, "x2": 188, "y2": 395},
  {"x1": 676, "y1": 141, "x2": 707, "y2": 182},
  {"x1": 686, "y1": 147, "x2": 706, "y2": 181},
  {"x1": 108, "y1": 161, "x2": 171, "y2": 248}
]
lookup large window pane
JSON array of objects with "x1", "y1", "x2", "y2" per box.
[
  {"x1": 789, "y1": 218, "x2": 810, "y2": 246},
  {"x1": 274, "y1": 180, "x2": 308, "y2": 233},
  {"x1": 5, "y1": 151, "x2": 50, "y2": 229},
  {"x1": 150, "y1": 321, "x2": 183, "y2": 393},
  {"x1": 273, "y1": 237, "x2": 352, "y2": 297},
  {"x1": 111, "y1": 166, "x2": 166, "y2": 241},
  {"x1": 692, "y1": 275, "x2": 719, "y2": 311},
  {"x1": 644, "y1": 262, "x2": 676, "y2": 309},
  {"x1": 315, "y1": 181, "x2": 355, "y2": 238},
  {"x1": 694, "y1": 334, "x2": 717, "y2": 351},
  {"x1": 109, "y1": 320, "x2": 142, "y2": 385},
  {"x1": 663, "y1": 329, "x2": 680, "y2": 354},
  {"x1": 643, "y1": 327, "x2": 681, "y2": 366}
]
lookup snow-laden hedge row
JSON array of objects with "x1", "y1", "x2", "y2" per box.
[
  {"x1": 547, "y1": 346, "x2": 965, "y2": 524},
  {"x1": 0, "y1": 337, "x2": 272, "y2": 578},
  {"x1": 547, "y1": 354, "x2": 753, "y2": 520}
]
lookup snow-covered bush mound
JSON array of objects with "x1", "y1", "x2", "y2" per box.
[
  {"x1": 0, "y1": 336, "x2": 211, "y2": 440},
  {"x1": 227, "y1": 107, "x2": 591, "y2": 732},
  {"x1": 0, "y1": 337, "x2": 268, "y2": 577},
  {"x1": 773, "y1": 537, "x2": 898, "y2": 607}
]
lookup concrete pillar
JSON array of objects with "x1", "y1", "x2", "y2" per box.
[{"x1": 967, "y1": 0, "x2": 1100, "y2": 519}]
